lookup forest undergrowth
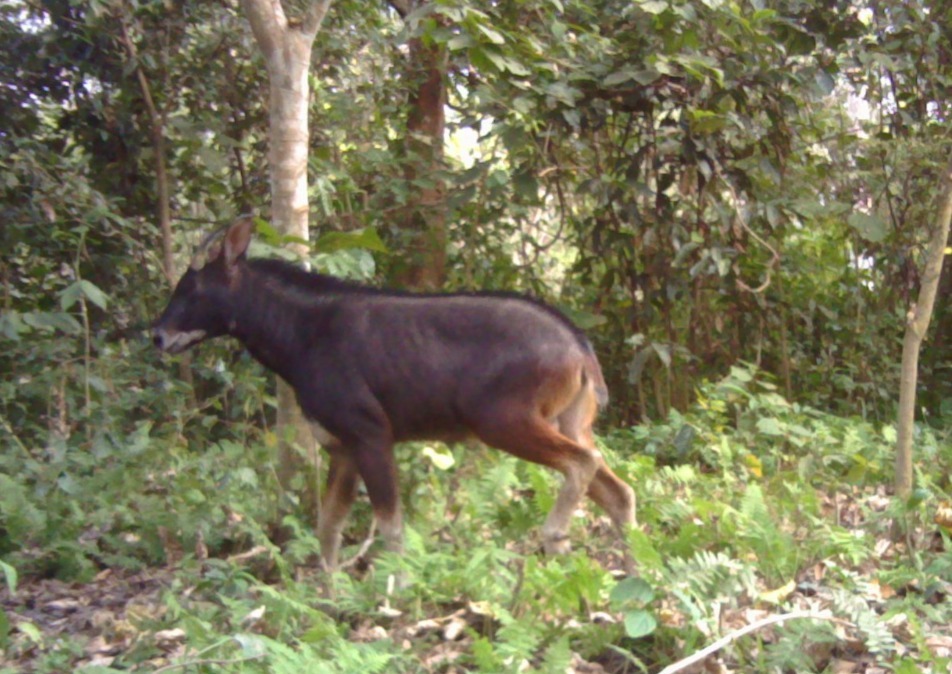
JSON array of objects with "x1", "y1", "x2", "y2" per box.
[{"x1": 1, "y1": 353, "x2": 951, "y2": 673}]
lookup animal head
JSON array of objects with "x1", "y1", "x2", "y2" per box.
[{"x1": 152, "y1": 217, "x2": 254, "y2": 353}]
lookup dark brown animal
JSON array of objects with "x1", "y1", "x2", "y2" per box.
[{"x1": 153, "y1": 217, "x2": 635, "y2": 570}]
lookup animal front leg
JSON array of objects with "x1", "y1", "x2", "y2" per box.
[
  {"x1": 352, "y1": 441, "x2": 404, "y2": 558},
  {"x1": 318, "y1": 448, "x2": 359, "y2": 572}
]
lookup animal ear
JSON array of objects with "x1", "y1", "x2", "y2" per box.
[{"x1": 223, "y1": 216, "x2": 254, "y2": 268}]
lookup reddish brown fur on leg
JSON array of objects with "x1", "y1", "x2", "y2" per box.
[
  {"x1": 318, "y1": 448, "x2": 360, "y2": 571},
  {"x1": 558, "y1": 383, "x2": 636, "y2": 533}
]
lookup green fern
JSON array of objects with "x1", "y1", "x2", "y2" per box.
[
  {"x1": 539, "y1": 636, "x2": 573, "y2": 672},
  {"x1": 665, "y1": 550, "x2": 758, "y2": 606},
  {"x1": 830, "y1": 588, "x2": 896, "y2": 655},
  {"x1": 469, "y1": 455, "x2": 520, "y2": 525},
  {"x1": 762, "y1": 619, "x2": 838, "y2": 673},
  {"x1": 525, "y1": 464, "x2": 555, "y2": 520},
  {"x1": 257, "y1": 633, "x2": 398, "y2": 674},
  {"x1": 0, "y1": 474, "x2": 46, "y2": 544},
  {"x1": 493, "y1": 618, "x2": 545, "y2": 671}
]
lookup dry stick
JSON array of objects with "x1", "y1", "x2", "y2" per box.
[
  {"x1": 339, "y1": 519, "x2": 378, "y2": 570},
  {"x1": 225, "y1": 545, "x2": 270, "y2": 564},
  {"x1": 658, "y1": 611, "x2": 854, "y2": 674},
  {"x1": 151, "y1": 654, "x2": 266, "y2": 673}
]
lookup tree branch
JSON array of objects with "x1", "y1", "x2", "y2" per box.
[
  {"x1": 240, "y1": 0, "x2": 287, "y2": 58},
  {"x1": 301, "y1": 0, "x2": 333, "y2": 37}
]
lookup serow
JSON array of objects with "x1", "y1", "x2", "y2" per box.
[{"x1": 153, "y1": 217, "x2": 635, "y2": 571}]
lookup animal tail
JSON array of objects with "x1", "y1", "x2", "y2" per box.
[{"x1": 580, "y1": 340, "x2": 610, "y2": 407}]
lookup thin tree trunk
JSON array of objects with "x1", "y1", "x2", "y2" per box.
[
  {"x1": 118, "y1": 12, "x2": 197, "y2": 400},
  {"x1": 117, "y1": 16, "x2": 173, "y2": 282},
  {"x1": 390, "y1": 2, "x2": 447, "y2": 289},
  {"x1": 895, "y1": 153, "x2": 952, "y2": 497},
  {"x1": 241, "y1": 0, "x2": 332, "y2": 525}
]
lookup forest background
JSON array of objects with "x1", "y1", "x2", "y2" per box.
[{"x1": 1, "y1": 0, "x2": 951, "y2": 672}]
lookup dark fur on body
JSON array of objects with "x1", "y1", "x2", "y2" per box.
[
  {"x1": 153, "y1": 218, "x2": 634, "y2": 570},
  {"x1": 240, "y1": 257, "x2": 610, "y2": 428}
]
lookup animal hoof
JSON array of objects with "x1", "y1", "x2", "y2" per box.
[{"x1": 543, "y1": 535, "x2": 572, "y2": 556}]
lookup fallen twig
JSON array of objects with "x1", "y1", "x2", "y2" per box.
[
  {"x1": 658, "y1": 610, "x2": 853, "y2": 674},
  {"x1": 225, "y1": 545, "x2": 270, "y2": 564},
  {"x1": 340, "y1": 519, "x2": 377, "y2": 570},
  {"x1": 151, "y1": 654, "x2": 266, "y2": 673}
]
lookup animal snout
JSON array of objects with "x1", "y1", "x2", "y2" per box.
[
  {"x1": 150, "y1": 326, "x2": 207, "y2": 354},
  {"x1": 152, "y1": 328, "x2": 166, "y2": 350}
]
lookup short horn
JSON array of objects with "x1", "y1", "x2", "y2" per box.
[{"x1": 190, "y1": 227, "x2": 227, "y2": 270}]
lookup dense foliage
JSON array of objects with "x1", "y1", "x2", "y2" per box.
[
  {"x1": 2, "y1": 0, "x2": 950, "y2": 423},
  {"x1": 1, "y1": 0, "x2": 951, "y2": 671}
]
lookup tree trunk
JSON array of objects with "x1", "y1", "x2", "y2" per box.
[
  {"x1": 895, "y1": 153, "x2": 952, "y2": 497},
  {"x1": 241, "y1": 0, "x2": 332, "y2": 525},
  {"x1": 391, "y1": 3, "x2": 447, "y2": 289}
]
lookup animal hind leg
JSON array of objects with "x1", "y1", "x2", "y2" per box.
[
  {"x1": 471, "y1": 406, "x2": 601, "y2": 555},
  {"x1": 557, "y1": 391, "x2": 636, "y2": 533}
]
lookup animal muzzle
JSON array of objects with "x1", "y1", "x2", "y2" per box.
[{"x1": 152, "y1": 326, "x2": 207, "y2": 354}]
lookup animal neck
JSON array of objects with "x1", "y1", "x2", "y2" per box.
[{"x1": 226, "y1": 266, "x2": 322, "y2": 386}]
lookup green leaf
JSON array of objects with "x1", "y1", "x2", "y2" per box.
[
  {"x1": 881, "y1": 425, "x2": 897, "y2": 444},
  {"x1": 60, "y1": 281, "x2": 83, "y2": 310},
  {"x1": 652, "y1": 343, "x2": 672, "y2": 368},
  {"x1": 503, "y1": 58, "x2": 530, "y2": 77},
  {"x1": 610, "y1": 577, "x2": 655, "y2": 607},
  {"x1": 847, "y1": 212, "x2": 888, "y2": 243},
  {"x1": 447, "y1": 34, "x2": 473, "y2": 50},
  {"x1": 728, "y1": 365, "x2": 753, "y2": 383},
  {"x1": 905, "y1": 488, "x2": 930, "y2": 510},
  {"x1": 18, "y1": 621, "x2": 42, "y2": 644},
  {"x1": 233, "y1": 633, "x2": 268, "y2": 657},
  {"x1": 604, "y1": 69, "x2": 635, "y2": 87},
  {"x1": 0, "y1": 561, "x2": 16, "y2": 595},
  {"x1": 314, "y1": 228, "x2": 388, "y2": 254},
  {"x1": 689, "y1": 109, "x2": 727, "y2": 134},
  {"x1": 0, "y1": 606, "x2": 9, "y2": 651},
  {"x1": 481, "y1": 49, "x2": 531, "y2": 76},
  {"x1": 894, "y1": 658, "x2": 923, "y2": 674},
  {"x1": 813, "y1": 69, "x2": 836, "y2": 96},
  {"x1": 475, "y1": 23, "x2": 505, "y2": 45},
  {"x1": 622, "y1": 609, "x2": 658, "y2": 638},
  {"x1": 59, "y1": 280, "x2": 108, "y2": 311},
  {"x1": 756, "y1": 417, "x2": 784, "y2": 436},
  {"x1": 604, "y1": 67, "x2": 661, "y2": 87},
  {"x1": 544, "y1": 82, "x2": 581, "y2": 106},
  {"x1": 638, "y1": 0, "x2": 669, "y2": 15},
  {"x1": 422, "y1": 445, "x2": 455, "y2": 470},
  {"x1": 0, "y1": 311, "x2": 25, "y2": 340},
  {"x1": 558, "y1": 305, "x2": 607, "y2": 330},
  {"x1": 79, "y1": 280, "x2": 108, "y2": 310},
  {"x1": 627, "y1": 529, "x2": 664, "y2": 571}
]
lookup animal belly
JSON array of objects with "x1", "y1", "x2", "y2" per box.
[{"x1": 309, "y1": 421, "x2": 339, "y2": 447}]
